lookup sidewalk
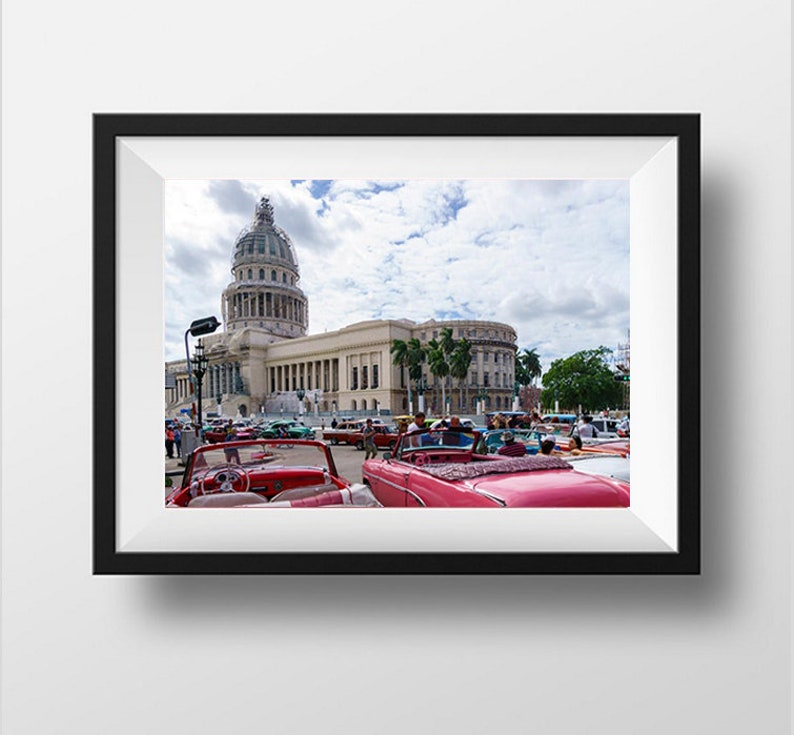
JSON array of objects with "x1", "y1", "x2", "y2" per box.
[{"x1": 165, "y1": 456, "x2": 184, "y2": 475}]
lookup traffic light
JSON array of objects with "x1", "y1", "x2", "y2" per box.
[{"x1": 613, "y1": 373, "x2": 630, "y2": 382}]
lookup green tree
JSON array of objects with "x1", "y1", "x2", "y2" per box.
[
  {"x1": 515, "y1": 347, "x2": 542, "y2": 387},
  {"x1": 439, "y1": 327, "x2": 456, "y2": 411},
  {"x1": 405, "y1": 337, "x2": 426, "y2": 386},
  {"x1": 427, "y1": 338, "x2": 450, "y2": 415},
  {"x1": 540, "y1": 347, "x2": 623, "y2": 412},
  {"x1": 449, "y1": 338, "x2": 473, "y2": 411},
  {"x1": 390, "y1": 339, "x2": 413, "y2": 412},
  {"x1": 516, "y1": 347, "x2": 543, "y2": 385}
]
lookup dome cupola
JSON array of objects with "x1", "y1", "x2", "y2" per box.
[{"x1": 221, "y1": 196, "x2": 308, "y2": 340}]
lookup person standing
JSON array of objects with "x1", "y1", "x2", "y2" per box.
[
  {"x1": 173, "y1": 425, "x2": 182, "y2": 458},
  {"x1": 362, "y1": 418, "x2": 378, "y2": 460},
  {"x1": 578, "y1": 415, "x2": 599, "y2": 439},
  {"x1": 165, "y1": 426, "x2": 175, "y2": 459},
  {"x1": 407, "y1": 412, "x2": 426, "y2": 432}
]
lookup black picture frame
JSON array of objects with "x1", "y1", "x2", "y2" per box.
[{"x1": 94, "y1": 113, "x2": 700, "y2": 575}]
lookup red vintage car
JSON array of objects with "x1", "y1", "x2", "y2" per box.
[
  {"x1": 166, "y1": 439, "x2": 379, "y2": 508},
  {"x1": 203, "y1": 422, "x2": 257, "y2": 444},
  {"x1": 362, "y1": 428, "x2": 630, "y2": 508},
  {"x1": 320, "y1": 420, "x2": 365, "y2": 445},
  {"x1": 348, "y1": 424, "x2": 401, "y2": 451}
]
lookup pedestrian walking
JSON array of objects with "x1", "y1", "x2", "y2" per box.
[{"x1": 362, "y1": 418, "x2": 378, "y2": 460}]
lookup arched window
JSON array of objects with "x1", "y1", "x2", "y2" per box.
[
  {"x1": 247, "y1": 269, "x2": 252, "y2": 280},
  {"x1": 259, "y1": 269, "x2": 265, "y2": 280},
  {"x1": 361, "y1": 400, "x2": 368, "y2": 411},
  {"x1": 258, "y1": 238, "x2": 264, "y2": 254},
  {"x1": 351, "y1": 400, "x2": 357, "y2": 411},
  {"x1": 282, "y1": 273, "x2": 287, "y2": 283},
  {"x1": 271, "y1": 270, "x2": 276, "y2": 281},
  {"x1": 279, "y1": 243, "x2": 285, "y2": 258}
]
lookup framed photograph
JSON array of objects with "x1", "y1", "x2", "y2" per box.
[{"x1": 94, "y1": 113, "x2": 700, "y2": 575}]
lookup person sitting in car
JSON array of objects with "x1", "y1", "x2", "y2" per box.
[{"x1": 497, "y1": 431, "x2": 527, "y2": 457}]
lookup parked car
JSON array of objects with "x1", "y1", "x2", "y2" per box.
[
  {"x1": 349, "y1": 424, "x2": 401, "y2": 451},
  {"x1": 541, "y1": 414, "x2": 578, "y2": 432},
  {"x1": 204, "y1": 422, "x2": 257, "y2": 443},
  {"x1": 321, "y1": 420, "x2": 365, "y2": 445},
  {"x1": 362, "y1": 428, "x2": 630, "y2": 508},
  {"x1": 166, "y1": 438, "x2": 379, "y2": 508},
  {"x1": 257, "y1": 420, "x2": 315, "y2": 440},
  {"x1": 570, "y1": 417, "x2": 621, "y2": 439},
  {"x1": 567, "y1": 454, "x2": 630, "y2": 484}
]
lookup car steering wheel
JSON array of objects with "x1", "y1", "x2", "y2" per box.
[
  {"x1": 199, "y1": 464, "x2": 252, "y2": 495},
  {"x1": 413, "y1": 452, "x2": 429, "y2": 467}
]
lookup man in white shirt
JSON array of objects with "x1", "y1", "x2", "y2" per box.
[
  {"x1": 407, "y1": 411, "x2": 427, "y2": 432},
  {"x1": 578, "y1": 415, "x2": 598, "y2": 439}
]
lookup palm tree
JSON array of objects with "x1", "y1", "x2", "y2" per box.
[
  {"x1": 516, "y1": 348, "x2": 542, "y2": 386},
  {"x1": 390, "y1": 339, "x2": 413, "y2": 413},
  {"x1": 427, "y1": 338, "x2": 450, "y2": 415},
  {"x1": 406, "y1": 337, "x2": 426, "y2": 387},
  {"x1": 439, "y1": 327, "x2": 456, "y2": 412},
  {"x1": 449, "y1": 338, "x2": 472, "y2": 411}
]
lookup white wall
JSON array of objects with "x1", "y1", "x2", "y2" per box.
[{"x1": 2, "y1": 2, "x2": 790, "y2": 734}]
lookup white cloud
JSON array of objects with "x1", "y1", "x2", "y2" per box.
[{"x1": 165, "y1": 179, "x2": 629, "y2": 372}]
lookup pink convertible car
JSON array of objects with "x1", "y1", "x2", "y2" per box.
[{"x1": 362, "y1": 428, "x2": 630, "y2": 508}]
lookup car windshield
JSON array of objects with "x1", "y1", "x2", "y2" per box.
[
  {"x1": 185, "y1": 440, "x2": 332, "y2": 483},
  {"x1": 398, "y1": 429, "x2": 477, "y2": 453}
]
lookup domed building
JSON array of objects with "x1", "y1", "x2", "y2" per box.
[{"x1": 165, "y1": 197, "x2": 519, "y2": 419}]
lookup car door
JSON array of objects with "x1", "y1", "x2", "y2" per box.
[{"x1": 367, "y1": 458, "x2": 424, "y2": 507}]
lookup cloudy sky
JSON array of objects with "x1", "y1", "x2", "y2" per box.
[{"x1": 164, "y1": 179, "x2": 629, "y2": 371}]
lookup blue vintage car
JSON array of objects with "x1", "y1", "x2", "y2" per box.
[{"x1": 480, "y1": 429, "x2": 543, "y2": 455}]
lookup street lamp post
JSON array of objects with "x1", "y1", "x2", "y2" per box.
[
  {"x1": 416, "y1": 378, "x2": 428, "y2": 413},
  {"x1": 296, "y1": 387, "x2": 306, "y2": 422},
  {"x1": 313, "y1": 392, "x2": 319, "y2": 417},
  {"x1": 191, "y1": 340, "x2": 209, "y2": 433},
  {"x1": 183, "y1": 316, "x2": 220, "y2": 439},
  {"x1": 478, "y1": 387, "x2": 488, "y2": 416}
]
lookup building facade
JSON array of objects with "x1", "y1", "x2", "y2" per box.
[{"x1": 165, "y1": 198, "x2": 518, "y2": 419}]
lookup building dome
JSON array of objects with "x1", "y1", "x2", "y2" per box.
[
  {"x1": 221, "y1": 196, "x2": 308, "y2": 339},
  {"x1": 231, "y1": 197, "x2": 298, "y2": 269}
]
